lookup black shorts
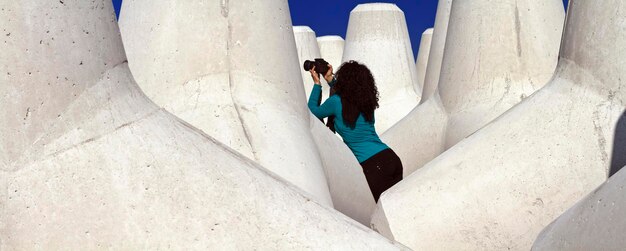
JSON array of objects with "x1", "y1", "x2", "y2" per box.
[{"x1": 359, "y1": 148, "x2": 403, "y2": 202}]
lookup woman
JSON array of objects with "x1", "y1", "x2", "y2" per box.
[{"x1": 308, "y1": 60, "x2": 402, "y2": 202}]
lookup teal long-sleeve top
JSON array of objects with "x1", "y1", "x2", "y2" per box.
[{"x1": 308, "y1": 83, "x2": 389, "y2": 163}]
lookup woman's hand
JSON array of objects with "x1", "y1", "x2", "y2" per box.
[
  {"x1": 324, "y1": 64, "x2": 334, "y2": 83},
  {"x1": 309, "y1": 66, "x2": 321, "y2": 85}
]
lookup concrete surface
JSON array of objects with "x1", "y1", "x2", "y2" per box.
[
  {"x1": 439, "y1": 0, "x2": 563, "y2": 147},
  {"x1": 420, "y1": 0, "x2": 452, "y2": 102},
  {"x1": 381, "y1": 94, "x2": 448, "y2": 177},
  {"x1": 533, "y1": 166, "x2": 626, "y2": 250},
  {"x1": 382, "y1": 0, "x2": 563, "y2": 176},
  {"x1": 531, "y1": 1, "x2": 626, "y2": 249},
  {"x1": 415, "y1": 28, "x2": 433, "y2": 95},
  {"x1": 372, "y1": 0, "x2": 624, "y2": 250}
]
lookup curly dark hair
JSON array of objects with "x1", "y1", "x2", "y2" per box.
[{"x1": 333, "y1": 60, "x2": 379, "y2": 128}]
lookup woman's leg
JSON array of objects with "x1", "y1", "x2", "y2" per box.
[{"x1": 360, "y1": 149, "x2": 403, "y2": 202}]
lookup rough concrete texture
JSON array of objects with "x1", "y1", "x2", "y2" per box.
[
  {"x1": 343, "y1": 3, "x2": 420, "y2": 133},
  {"x1": 532, "y1": 1, "x2": 626, "y2": 248},
  {"x1": 381, "y1": 94, "x2": 448, "y2": 177},
  {"x1": 533, "y1": 166, "x2": 626, "y2": 250},
  {"x1": 439, "y1": 0, "x2": 564, "y2": 147},
  {"x1": 293, "y1": 26, "x2": 330, "y2": 102},
  {"x1": 119, "y1": 0, "x2": 333, "y2": 205},
  {"x1": 0, "y1": 1, "x2": 408, "y2": 249},
  {"x1": 382, "y1": 0, "x2": 563, "y2": 176},
  {"x1": 415, "y1": 28, "x2": 433, "y2": 95},
  {"x1": 317, "y1": 35, "x2": 345, "y2": 74},
  {"x1": 309, "y1": 114, "x2": 376, "y2": 225},
  {"x1": 372, "y1": 0, "x2": 625, "y2": 250},
  {"x1": 420, "y1": 0, "x2": 452, "y2": 102}
]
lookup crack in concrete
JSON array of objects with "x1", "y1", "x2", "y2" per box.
[
  {"x1": 23, "y1": 107, "x2": 31, "y2": 120},
  {"x1": 45, "y1": 108, "x2": 162, "y2": 160},
  {"x1": 514, "y1": 1, "x2": 522, "y2": 57},
  {"x1": 494, "y1": 75, "x2": 512, "y2": 107},
  {"x1": 223, "y1": 2, "x2": 257, "y2": 161},
  {"x1": 220, "y1": 0, "x2": 229, "y2": 18},
  {"x1": 0, "y1": 175, "x2": 6, "y2": 244},
  {"x1": 592, "y1": 109, "x2": 609, "y2": 170},
  {"x1": 193, "y1": 80, "x2": 201, "y2": 110}
]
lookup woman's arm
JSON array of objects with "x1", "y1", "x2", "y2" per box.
[
  {"x1": 308, "y1": 85, "x2": 337, "y2": 119},
  {"x1": 307, "y1": 65, "x2": 338, "y2": 119}
]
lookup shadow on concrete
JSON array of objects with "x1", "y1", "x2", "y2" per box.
[{"x1": 609, "y1": 111, "x2": 626, "y2": 177}]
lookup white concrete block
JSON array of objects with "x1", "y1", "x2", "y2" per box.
[
  {"x1": 439, "y1": 0, "x2": 563, "y2": 147},
  {"x1": 0, "y1": 1, "x2": 407, "y2": 249},
  {"x1": 421, "y1": 0, "x2": 452, "y2": 102},
  {"x1": 372, "y1": 0, "x2": 625, "y2": 250},
  {"x1": 415, "y1": 28, "x2": 433, "y2": 95},
  {"x1": 343, "y1": 3, "x2": 420, "y2": 134},
  {"x1": 533, "y1": 166, "x2": 626, "y2": 250},
  {"x1": 532, "y1": 1, "x2": 626, "y2": 249},
  {"x1": 119, "y1": 0, "x2": 332, "y2": 205}
]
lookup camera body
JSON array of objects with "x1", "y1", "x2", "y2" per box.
[{"x1": 303, "y1": 58, "x2": 330, "y2": 76}]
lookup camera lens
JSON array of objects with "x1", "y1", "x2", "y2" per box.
[{"x1": 303, "y1": 60, "x2": 314, "y2": 71}]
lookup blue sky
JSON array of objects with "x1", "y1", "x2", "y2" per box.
[{"x1": 111, "y1": 0, "x2": 568, "y2": 58}]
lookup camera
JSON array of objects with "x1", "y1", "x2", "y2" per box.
[{"x1": 303, "y1": 58, "x2": 330, "y2": 75}]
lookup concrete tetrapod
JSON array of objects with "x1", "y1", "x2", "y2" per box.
[
  {"x1": 420, "y1": 0, "x2": 452, "y2": 102},
  {"x1": 309, "y1": 114, "x2": 377, "y2": 225},
  {"x1": 0, "y1": 1, "x2": 407, "y2": 249},
  {"x1": 439, "y1": 0, "x2": 564, "y2": 147},
  {"x1": 533, "y1": 165, "x2": 626, "y2": 250},
  {"x1": 119, "y1": 0, "x2": 332, "y2": 205},
  {"x1": 293, "y1": 26, "x2": 330, "y2": 102},
  {"x1": 372, "y1": 0, "x2": 624, "y2": 250},
  {"x1": 317, "y1": 35, "x2": 345, "y2": 74},
  {"x1": 415, "y1": 28, "x2": 433, "y2": 95},
  {"x1": 343, "y1": 3, "x2": 420, "y2": 134},
  {"x1": 382, "y1": 0, "x2": 564, "y2": 176}
]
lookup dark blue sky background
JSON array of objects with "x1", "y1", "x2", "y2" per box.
[{"x1": 111, "y1": 0, "x2": 569, "y2": 58}]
